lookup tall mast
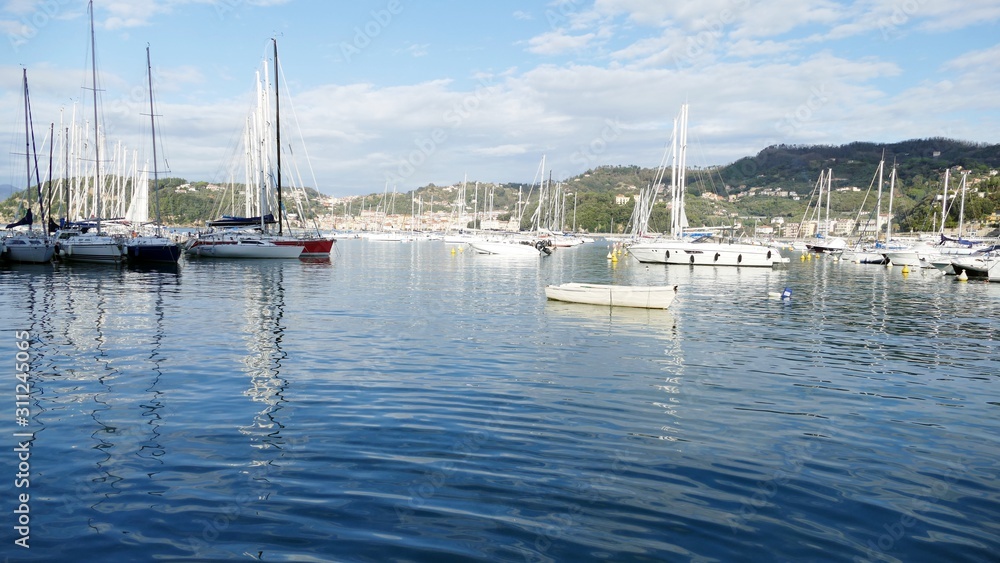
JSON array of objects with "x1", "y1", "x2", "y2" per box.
[
  {"x1": 669, "y1": 114, "x2": 679, "y2": 236},
  {"x1": 958, "y1": 171, "x2": 968, "y2": 239},
  {"x1": 146, "y1": 45, "x2": 162, "y2": 236},
  {"x1": 678, "y1": 104, "x2": 688, "y2": 237},
  {"x1": 89, "y1": 0, "x2": 102, "y2": 233},
  {"x1": 23, "y1": 69, "x2": 31, "y2": 225},
  {"x1": 46, "y1": 122, "x2": 54, "y2": 231},
  {"x1": 825, "y1": 168, "x2": 832, "y2": 236},
  {"x1": 875, "y1": 151, "x2": 884, "y2": 240},
  {"x1": 940, "y1": 169, "x2": 950, "y2": 234},
  {"x1": 24, "y1": 70, "x2": 46, "y2": 229},
  {"x1": 886, "y1": 163, "x2": 896, "y2": 243},
  {"x1": 273, "y1": 38, "x2": 283, "y2": 235}
]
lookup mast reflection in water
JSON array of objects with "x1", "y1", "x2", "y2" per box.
[{"x1": 0, "y1": 241, "x2": 997, "y2": 562}]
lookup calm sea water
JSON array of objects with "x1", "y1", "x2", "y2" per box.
[{"x1": 2, "y1": 239, "x2": 998, "y2": 562}]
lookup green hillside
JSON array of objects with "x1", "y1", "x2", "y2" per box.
[
  {"x1": 1, "y1": 176, "x2": 328, "y2": 228},
  {"x1": 5, "y1": 138, "x2": 999, "y2": 234}
]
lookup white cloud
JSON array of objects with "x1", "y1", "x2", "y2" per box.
[
  {"x1": 473, "y1": 144, "x2": 531, "y2": 157},
  {"x1": 3, "y1": 1, "x2": 998, "y2": 197},
  {"x1": 525, "y1": 30, "x2": 597, "y2": 55}
]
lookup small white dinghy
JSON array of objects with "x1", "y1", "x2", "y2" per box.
[{"x1": 544, "y1": 283, "x2": 678, "y2": 309}]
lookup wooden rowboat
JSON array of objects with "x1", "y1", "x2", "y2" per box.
[{"x1": 544, "y1": 283, "x2": 678, "y2": 309}]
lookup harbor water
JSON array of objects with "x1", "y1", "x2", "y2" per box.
[{"x1": 2, "y1": 239, "x2": 998, "y2": 562}]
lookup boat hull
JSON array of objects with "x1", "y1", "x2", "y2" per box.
[
  {"x1": 628, "y1": 240, "x2": 784, "y2": 267},
  {"x1": 57, "y1": 235, "x2": 125, "y2": 263},
  {"x1": 468, "y1": 240, "x2": 547, "y2": 256},
  {"x1": 186, "y1": 239, "x2": 303, "y2": 259},
  {"x1": 126, "y1": 238, "x2": 182, "y2": 263},
  {"x1": 273, "y1": 237, "x2": 335, "y2": 256},
  {"x1": 545, "y1": 283, "x2": 678, "y2": 309},
  {"x1": 988, "y1": 260, "x2": 1000, "y2": 283},
  {"x1": 1, "y1": 236, "x2": 55, "y2": 263}
]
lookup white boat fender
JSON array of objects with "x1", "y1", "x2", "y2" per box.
[{"x1": 957, "y1": 269, "x2": 969, "y2": 282}]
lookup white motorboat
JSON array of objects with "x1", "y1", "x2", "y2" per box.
[
  {"x1": 468, "y1": 238, "x2": 552, "y2": 256},
  {"x1": 628, "y1": 235, "x2": 786, "y2": 267}
]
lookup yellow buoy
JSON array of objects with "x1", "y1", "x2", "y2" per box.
[
  {"x1": 611, "y1": 253, "x2": 618, "y2": 263},
  {"x1": 901, "y1": 265, "x2": 909, "y2": 274},
  {"x1": 450, "y1": 247, "x2": 456, "y2": 255},
  {"x1": 958, "y1": 269, "x2": 969, "y2": 282}
]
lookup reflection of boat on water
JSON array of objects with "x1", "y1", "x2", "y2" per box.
[
  {"x1": 44, "y1": 263, "x2": 181, "y2": 523},
  {"x1": 545, "y1": 300, "x2": 678, "y2": 340},
  {"x1": 238, "y1": 262, "x2": 290, "y2": 477},
  {"x1": 545, "y1": 283, "x2": 678, "y2": 309}
]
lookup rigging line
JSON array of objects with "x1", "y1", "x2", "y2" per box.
[{"x1": 275, "y1": 52, "x2": 323, "y2": 195}]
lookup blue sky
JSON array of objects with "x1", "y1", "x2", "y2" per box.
[{"x1": 2, "y1": 0, "x2": 999, "y2": 198}]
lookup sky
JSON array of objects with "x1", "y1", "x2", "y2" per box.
[{"x1": 1, "y1": 0, "x2": 999, "y2": 198}]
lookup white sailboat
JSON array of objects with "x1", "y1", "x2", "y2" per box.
[
  {"x1": 186, "y1": 39, "x2": 324, "y2": 259},
  {"x1": 627, "y1": 104, "x2": 786, "y2": 267},
  {"x1": 885, "y1": 169, "x2": 984, "y2": 270},
  {"x1": 804, "y1": 168, "x2": 846, "y2": 254},
  {"x1": 2, "y1": 69, "x2": 55, "y2": 264},
  {"x1": 842, "y1": 158, "x2": 902, "y2": 264},
  {"x1": 56, "y1": 1, "x2": 125, "y2": 264},
  {"x1": 468, "y1": 155, "x2": 554, "y2": 257}
]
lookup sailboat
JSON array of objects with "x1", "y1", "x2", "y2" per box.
[
  {"x1": 125, "y1": 46, "x2": 181, "y2": 264},
  {"x1": 55, "y1": 0, "x2": 125, "y2": 264},
  {"x1": 467, "y1": 155, "x2": 554, "y2": 256},
  {"x1": 1, "y1": 69, "x2": 56, "y2": 264},
  {"x1": 627, "y1": 104, "x2": 786, "y2": 267},
  {"x1": 804, "y1": 168, "x2": 847, "y2": 254},
  {"x1": 186, "y1": 39, "x2": 328, "y2": 259}
]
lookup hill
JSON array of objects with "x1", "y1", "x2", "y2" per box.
[
  {"x1": 4, "y1": 139, "x2": 998, "y2": 234},
  {"x1": 373, "y1": 138, "x2": 1000, "y2": 234},
  {"x1": 0, "y1": 177, "x2": 329, "y2": 228}
]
